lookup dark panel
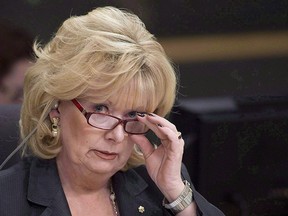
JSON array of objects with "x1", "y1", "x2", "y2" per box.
[
  {"x1": 178, "y1": 57, "x2": 288, "y2": 98},
  {"x1": 171, "y1": 96, "x2": 288, "y2": 216},
  {"x1": 0, "y1": 0, "x2": 287, "y2": 41}
]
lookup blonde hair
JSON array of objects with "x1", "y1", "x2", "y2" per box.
[{"x1": 20, "y1": 6, "x2": 177, "y2": 170}]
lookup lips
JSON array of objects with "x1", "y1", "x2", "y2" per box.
[{"x1": 93, "y1": 150, "x2": 118, "y2": 160}]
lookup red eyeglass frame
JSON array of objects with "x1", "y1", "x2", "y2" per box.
[{"x1": 71, "y1": 99, "x2": 148, "y2": 134}]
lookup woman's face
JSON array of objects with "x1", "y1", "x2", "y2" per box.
[{"x1": 56, "y1": 91, "x2": 146, "y2": 176}]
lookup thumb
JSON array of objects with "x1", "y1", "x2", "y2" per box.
[{"x1": 130, "y1": 135, "x2": 155, "y2": 159}]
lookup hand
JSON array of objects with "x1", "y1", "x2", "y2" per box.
[{"x1": 130, "y1": 113, "x2": 185, "y2": 201}]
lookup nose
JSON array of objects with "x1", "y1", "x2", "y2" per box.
[{"x1": 105, "y1": 123, "x2": 127, "y2": 143}]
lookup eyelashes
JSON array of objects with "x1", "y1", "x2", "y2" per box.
[
  {"x1": 93, "y1": 104, "x2": 109, "y2": 113},
  {"x1": 91, "y1": 103, "x2": 143, "y2": 119},
  {"x1": 127, "y1": 111, "x2": 137, "y2": 119}
]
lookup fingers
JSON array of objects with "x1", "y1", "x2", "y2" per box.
[
  {"x1": 137, "y1": 113, "x2": 182, "y2": 142},
  {"x1": 142, "y1": 113, "x2": 178, "y2": 133},
  {"x1": 157, "y1": 125, "x2": 184, "y2": 156},
  {"x1": 136, "y1": 113, "x2": 184, "y2": 156}
]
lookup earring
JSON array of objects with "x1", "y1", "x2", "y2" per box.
[
  {"x1": 54, "y1": 102, "x2": 59, "y2": 109},
  {"x1": 51, "y1": 117, "x2": 60, "y2": 137}
]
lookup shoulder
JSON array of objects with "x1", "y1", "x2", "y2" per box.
[
  {"x1": 0, "y1": 157, "x2": 32, "y2": 184},
  {"x1": 0, "y1": 157, "x2": 33, "y2": 215}
]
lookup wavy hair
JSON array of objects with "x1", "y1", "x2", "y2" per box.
[{"x1": 20, "y1": 6, "x2": 177, "y2": 170}]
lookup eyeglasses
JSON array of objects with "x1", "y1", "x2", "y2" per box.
[{"x1": 71, "y1": 99, "x2": 148, "y2": 135}]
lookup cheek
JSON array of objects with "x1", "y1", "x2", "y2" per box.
[
  {"x1": 60, "y1": 118, "x2": 83, "y2": 143},
  {"x1": 59, "y1": 112, "x2": 90, "y2": 153},
  {"x1": 60, "y1": 127, "x2": 98, "y2": 164}
]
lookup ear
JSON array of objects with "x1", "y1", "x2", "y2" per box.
[
  {"x1": 49, "y1": 102, "x2": 60, "y2": 122},
  {"x1": 49, "y1": 109, "x2": 60, "y2": 121}
]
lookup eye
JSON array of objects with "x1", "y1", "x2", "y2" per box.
[
  {"x1": 93, "y1": 104, "x2": 109, "y2": 114},
  {"x1": 127, "y1": 111, "x2": 137, "y2": 119}
]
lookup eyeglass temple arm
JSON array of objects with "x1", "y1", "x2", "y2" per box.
[{"x1": 71, "y1": 99, "x2": 87, "y2": 114}]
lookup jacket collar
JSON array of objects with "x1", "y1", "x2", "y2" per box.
[
  {"x1": 27, "y1": 158, "x2": 162, "y2": 216},
  {"x1": 113, "y1": 167, "x2": 163, "y2": 216},
  {"x1": 27, "y1": 158, "x2": 71, "y2": 216}
]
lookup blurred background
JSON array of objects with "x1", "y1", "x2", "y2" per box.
[{"x1": 0, "y1": 0, "x2": 287, "y2": 215}]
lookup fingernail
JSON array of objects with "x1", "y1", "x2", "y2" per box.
[
  {"x1": 157, "y1": 124, "x2": 162, "y2": 127},
  {"x1": 137, "y1": 112, "x2": 145, "y2": 117},
  {"x1": 148, "y1": 113, "x2": 154, "y2": 117}
]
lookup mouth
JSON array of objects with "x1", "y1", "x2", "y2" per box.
[{"x1": 92, "y1": 150, "x2": 118, "y2": 160}]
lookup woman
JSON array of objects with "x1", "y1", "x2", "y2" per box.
[{"x1": 0, "y1": 6, "x2": 225, "y2": 216}]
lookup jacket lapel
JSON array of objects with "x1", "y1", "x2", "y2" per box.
[
  {"x1": 27, "y1": 158, "x2": 164, "y2": 216},
  {"x1": 27, "y1": 158, "x2": 71, "y2": 216},
  {"x1": 112, "y1": 168, "x2": 163, "y2": 216},
  {"x1": 38, "y1": 190, "x2": 71, "y2": 216}
]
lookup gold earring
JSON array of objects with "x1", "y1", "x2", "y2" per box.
[{"x1": 51, "y1": 117, "x2": 60, "y2": 137}]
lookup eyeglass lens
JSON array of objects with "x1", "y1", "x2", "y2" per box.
[{"x1": 88, "y1": 113, "x2": 147, "y2": 134}]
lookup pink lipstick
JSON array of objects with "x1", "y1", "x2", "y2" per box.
[{"x1": 94, "y1": 150, "x2": 118, "y2": 160}]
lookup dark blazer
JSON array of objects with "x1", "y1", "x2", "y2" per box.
[{"x1": 0, "y1": 157, "x2": 225, "y2": 216}]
